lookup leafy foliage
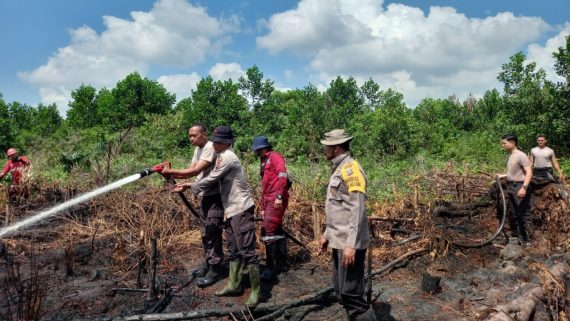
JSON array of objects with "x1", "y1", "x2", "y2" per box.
[{"x1": 2, "y1": 37, "x2": 570, "y2": 194}]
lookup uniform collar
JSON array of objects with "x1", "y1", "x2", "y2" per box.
[{"x1": 331, "y1": 152, "x2": 350, "y2": 171}]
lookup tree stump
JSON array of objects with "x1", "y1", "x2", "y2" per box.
[
  {"x1": 148, "y1": 238, "x2": 158, "y2": 301},
  {"x1": 421, "y1": 272, "x2": 441, "y2": 294}
]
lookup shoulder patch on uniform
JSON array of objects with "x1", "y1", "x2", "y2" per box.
[
  {"x1": 340, "y1": 161, "x2": 365, "y2": 193},
  {"x1": 215, "y1": 156, "x2": 223, "y2": 170}
]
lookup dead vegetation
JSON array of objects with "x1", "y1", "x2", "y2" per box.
[{"x1": 0, "y1": 165, "x2": 569, "y2": 320}]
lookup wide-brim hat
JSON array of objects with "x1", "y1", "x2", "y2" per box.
[
  {"x1": 209, "y1": 126, "x2": 234, "y2": 144},
  {"x1": 320, "y1": 129, "x2": 353, "y2": 146},
  {"x1": 251, "y1": 136, "x2": 271, "y2": 151}
]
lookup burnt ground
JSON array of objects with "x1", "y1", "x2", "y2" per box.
[
  {"x1": 1, "y1": 181, "x2": 569, "y2": 321},
  {"x1": 2, "y1": 225, "x2": 569, "y2": 321}
]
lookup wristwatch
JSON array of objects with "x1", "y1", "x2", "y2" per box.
[{"x1": 276, "y1": 194, "x2": 283, "y2": 200}]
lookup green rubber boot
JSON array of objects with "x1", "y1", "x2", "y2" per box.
[
  {"x1": 245, "y1": 264, "x2": 261, "y2": 307},
  {"x1": 215, "y1": 259, "x2": 243, "y2": 296}
]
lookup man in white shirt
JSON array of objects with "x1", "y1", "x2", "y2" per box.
[
  {"x1": 161, "y1": 124, "x2": 224, "y2": 288},
  {"x1": 530, "y1": 134, "x2": 565, "y2": 183}
]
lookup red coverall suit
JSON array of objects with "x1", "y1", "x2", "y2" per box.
[
  {"x1": 1, "y1": 156, "x2": 31, "y2": 202},
  {"x1": 260, "y1": 151, "x2": 289, "y2": 280}
]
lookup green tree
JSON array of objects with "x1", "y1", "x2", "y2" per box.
[
  {"x1": 279, "y1": 85, "x2": 327, "y2": 158},
  {"x1": 551, "y1": 35, "x2": 570, "y2": 150},
  {"x1": 106, "y1": 72, "x2": 175, "y2": 130},
  {"x1": 497, "y1": 51, "x2": 556, "y2": 148},
  {"x1": 183, "y1": 76, "x2": 250, "y2": 149},
  {"x1": 351, "y1": 89, "x2": 418, "y2": 158},
  {"x1": 34, "y1": 103, "x2": 63, "y2": 136},
  {"x1": 360, "y1": 78, "x2": 381, "y2": 108},
  {"x1": 238, "y1": 65, "x2": 275, "y2": 109},
  {"x1": 0, "y1": 93, "x2": 13, "y2": 151},
  {"x1": 324, "y1": 76, "x2": 366, "y2": 129},
  {"x1": 67, "y1": 84, "x2": 99, "y2": 128}
]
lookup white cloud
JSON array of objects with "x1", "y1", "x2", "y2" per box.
[
  {"x1": 284, "y1": 69, "x2": 294, "y2": 79},
  {"x1": 157, "y1": 73, "x2": 201, "y2": 101},
  {"x1": 527, "y1": 23, "x2": 570, "y2": 83},
  {"x1": 209, "y1": 62, "x2": 245, "y2": 81},
  {"x1": 257, "y1": 0, "x2": 551, "y2": 106},
  {"x1": 19, "y1": 0, "x2": 230, "y2": 114}
]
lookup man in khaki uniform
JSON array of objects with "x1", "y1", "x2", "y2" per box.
[
  {"x1": 173, "y1": 126, "x2": 262, "y2": 307},
  {"x1": 498, "y1": 134, "x2": 533, "y2": 244},
  {"x1": 160, "y1": 124, "x2": 224, "y2": 288},
  {"x1": 318, "y1": 129, "x2": 376, "y2": 321},
  {"x1": 530, "y1": 134, "x2": 565, "y2": 183}
]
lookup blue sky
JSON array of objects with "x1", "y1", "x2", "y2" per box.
[{"x1": 1, "y1": 0, "x2": 569, "y2": 115}]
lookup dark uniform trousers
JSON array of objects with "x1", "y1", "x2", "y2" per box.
[
  {"x1": 506, "y1": 182, "x2": 532, "y2": 241},
  {"x1": 200, "y1": 194, "x2": 225, "y2": 266},
  {"x1": 332, "y1": 248, "x2": 369, "y2": 320},
  {"x1": 225, "y1": 206, "x2": 260, "y2": 267}
]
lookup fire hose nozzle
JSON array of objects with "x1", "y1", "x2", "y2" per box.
[
  {"x1": 139, "y1": 168, "x2": 154, "y2": 178},
  {"x1": 139, "y1": 161, "x2": 172, "y2": 178}
]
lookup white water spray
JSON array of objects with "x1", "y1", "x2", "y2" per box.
[{"x1": 0, "y1": 173, "x2": 144, "y2": 238}]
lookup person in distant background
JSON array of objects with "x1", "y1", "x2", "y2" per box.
[
  {"x1": 0, "y1": 148, "x2": 31, "y2": 203},
  {"x1": 530, "y1": 134, "x2": 565, "y2": 184}
]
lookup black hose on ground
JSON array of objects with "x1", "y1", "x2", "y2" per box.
[{"x1": 449, "y1": 175, "x2": 507, "y2": 248}]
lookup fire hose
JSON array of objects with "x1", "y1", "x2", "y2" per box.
[
  {"x1": 448, "y1": 175, "x2": 507, "y2": 248},
  {"x1": 141, "y1": 162, "x2": 204, "y2": 224}
]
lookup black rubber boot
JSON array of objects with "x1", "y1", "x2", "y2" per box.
[
  {"x1": 276, "y1": 238, "x2": 288, "y2": 273},
  {"x1": 261, "y1": 242, "x2": 277, "y2": 282},
  {"x1": 354, "y1": 307, "x2": 377, "y2": 321},
  {"x1": 196, "y1": 264, "x2": 220, "y2": 288},
  {"x1": 191, "y1": 262, "x2": 208, "y2": 278}
]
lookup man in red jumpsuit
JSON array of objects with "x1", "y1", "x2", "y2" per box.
[
  {"x1": 0, "y1": 148, "x2": 31, "y2": 202},
  {"x1": 252, "y1": 136, "x2": 290, "y2": 282}
]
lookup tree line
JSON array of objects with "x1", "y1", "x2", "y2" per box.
[{"x1": 1, "y1": 36, "x2": 568, "y2": 180}]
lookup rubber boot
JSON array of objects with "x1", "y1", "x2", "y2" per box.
[
  {"x1": 196, "y1": 264, "x2": 220, "y2": 288},
  {"x1": 191, "y1": 262, "x2": 208, "y2": 278},
  {"x1": 261, "y1": 242, "x2": 277, "y2": 282},
  {"x1": 215, "y1": 260, "x2": 243, "y2": 296},
  {"x1": 245, "y1": 265, "x2": 261, "y2": 307},
  {"x1": 354, "y1": 307, "x2": 377, "y2": 321},
  {"x1": 276, "y1": 238, "x2": 288, "y2": 273}
]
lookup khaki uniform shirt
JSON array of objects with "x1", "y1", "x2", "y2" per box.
[
  {"x1": 191, "y1": 148, "x2": 254, "y2": 219},
  {"x1": 531, "y1": 146, "x2": 555, "y2": 168},
  {"x1": 324, "y1": 153, "x2": 370, "y2": 250},
  {"x1": 507, "y1": 149, "x2": 531, "y2": 182},
  {"x1": 191, "y1": 141, "x2": 219, "y2": 196}
]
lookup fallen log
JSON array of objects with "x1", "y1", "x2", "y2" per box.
[
  {"x1": 369, "y1": 216, "x2": 415, "y2": 223},
  {"x1": 78, "y1": 249, "x2": 428, "y2": 321},
  {"x1": 484, "y1": 262, "x2": 569, "y2": 321},
  {"x1": 84, "y1": 287, "x2": 334, "y2": 321},
  {"x1": 371, "y1": 248, "x2": 427, "y2": 277}
]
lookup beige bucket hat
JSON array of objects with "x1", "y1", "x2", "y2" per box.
[{"x1": 320, "y1": 129, "x2": 354, "y2": 146}]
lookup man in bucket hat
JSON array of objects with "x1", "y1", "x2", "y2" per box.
[
  {"x1": 173, "y1": 126, "x2": 262, "y2": 307},
  {"x1": 317, "y1": 129, "x2": 376, "y2": 321},
  {"x1": 251, "y1": 136, "x2": 290, "y2": 282}
]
